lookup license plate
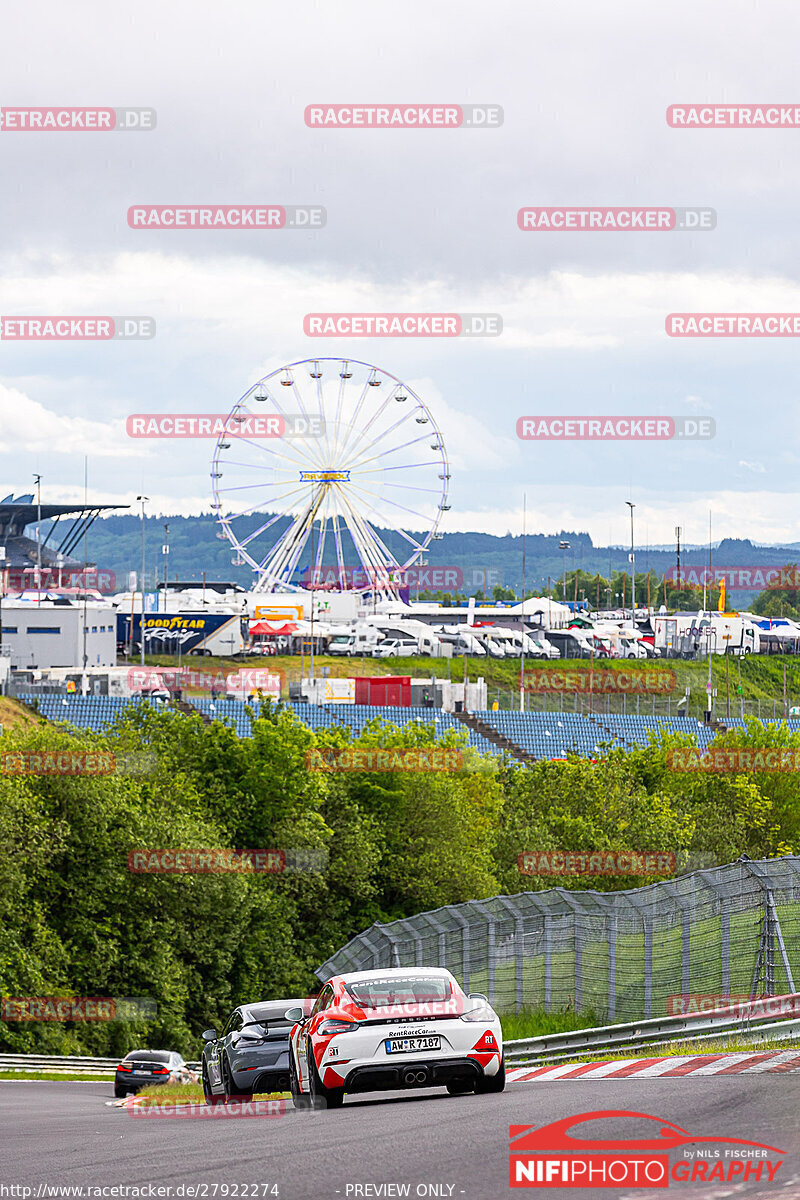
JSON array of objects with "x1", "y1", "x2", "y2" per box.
[{"x1": 385, "y1": 1036, "x2": 441, "y2": 1054}]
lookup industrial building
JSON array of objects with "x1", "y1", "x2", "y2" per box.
[{"x1": 1, "y1": 598, "x2": 117, "y2": 670}]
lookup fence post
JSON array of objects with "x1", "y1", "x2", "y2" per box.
[
  {"x1": 450, "y1": 907, "x2": 471, "y2": 993},
  {"x1": 696, "y1": 868, "x2": 731, "y2": 998},
  {"x1": 588, "y1": 893, "x2": 620, "y2": 1022},
  {"x1": 419, "y1": 911, "x2": 448, "y2": 973},
  {"x1": 470, "y1": 900, "x2": 496, "y2": 1005},
  {"x1": 558, "y1": 890, "x2": 585, "y2": 1013},
  {"x1": 398, "y1": 918, "x2": 425, "y2": 968},
  {"x1": 623, "y1": 893, "x2": 653, "y2": 1018},
  {"x1": 740, "y1": 857, "x2": 795, "y2": 996},
  {"x1": 660, "y1": 880, "x2": 693, "y2": 1002},
  {"x1": 543, "y1": 912, "x2": 553, "y2": 1011},
  {"x1": 379, "y1": 926, "x2": 402, "y2": 968},
  {"x1": 359, "y1": 925, "x2": 390, "y2": 970},
  {"x1": 495, "y1": 894, "x2": 525, "y2": 1012}
]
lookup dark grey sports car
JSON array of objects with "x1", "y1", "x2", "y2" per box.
[{"x1": 201, "y1": 998, "x2": 310, "y2": 1103}]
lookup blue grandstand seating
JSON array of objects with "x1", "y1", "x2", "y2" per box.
[
  {"x1": 16, "y1": 694, "x2": 796, "y2": 763},
  {"x1": 16, "y1": 693, "x2": 147, "y2": 731}
]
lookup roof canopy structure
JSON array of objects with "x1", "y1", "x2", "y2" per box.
[{"x1": 0, "y1": 493, "x2": 128, "y2": 570}]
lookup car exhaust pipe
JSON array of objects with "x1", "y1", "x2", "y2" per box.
[
  {"x1": 414, "y1": 1070, "x2": 427, "y2": 1083},
  {"x1": 403, "y1": 1070, "x2": 417, "y2": 1085}
]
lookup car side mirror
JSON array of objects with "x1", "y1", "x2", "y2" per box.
[
  {"x1": 284, "y1": 1006, "x2": 304, "y2": 1023},
  {"x1": 201, "y1": 1028, "x2": 218, "y2": 1042}
]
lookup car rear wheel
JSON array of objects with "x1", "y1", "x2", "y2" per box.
[
  {"x1": 114, "y1": 1085, "x2": 127, "y2": 1098},
  {"x1": 203, "y1": 1064, "x2": 222, "y2": 1107},
  {"x1": 309, "y1": 1045, "x2": 344, "y2": 1109},
  {"x1": 475, "y1": 1057, "x2": 505, "y2": 1094},
  {"x1": 289, "y1": 1054, "x2": 311, "y2": 1110},
  {"x1": 446, "y1": 1080, "x2": 473, "y2": 1096},
  {"x1": 222, "y1": 1056, "x2": 249, "y2": 1103}
]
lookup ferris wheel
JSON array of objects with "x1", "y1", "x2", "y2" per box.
[{"x1": 210, "y1": 357, "x2": 450, "y2": 594}]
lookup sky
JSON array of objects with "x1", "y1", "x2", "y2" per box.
[{"x1": 2, "y1": 0, "x2": 799, "y2": 562}]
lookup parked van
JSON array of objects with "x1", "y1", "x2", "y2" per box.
[{"x1": 372, "y1": 637, "x2": 418, "y2": 658}]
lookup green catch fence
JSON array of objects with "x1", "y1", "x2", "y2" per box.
[{"x1": 316, "y1": 857, "x2": 800, "y2": 1021}]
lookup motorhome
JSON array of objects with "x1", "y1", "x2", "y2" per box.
[
  {"x1": 654, "y1": 612, "x2": 761, "y2": 658},
  {"x1": 327, "y1": 627, "x2": 382, "y2": 656},
  {"x1": 436, "y1": 625, "x2": 488, "y2": 656},
  {"x1": 544, "y1": 628, "x2": 596, "y2": 659}
]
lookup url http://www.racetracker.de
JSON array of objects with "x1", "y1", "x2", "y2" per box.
[{"x1": 0, "y1": 1187, "x2": 281, "y2": 1198}]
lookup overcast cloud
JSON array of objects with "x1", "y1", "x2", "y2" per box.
[{"x1": 1, "y1": 0, "x2": 798, "y2": 551}]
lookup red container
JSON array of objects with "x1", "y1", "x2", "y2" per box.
[{"x1": 354, "y1": 676, "x2": 411, "y2": 707}]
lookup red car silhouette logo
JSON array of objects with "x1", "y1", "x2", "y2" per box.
[{"x1": 510, "y1": 1109, "x2": 784, "y2": 1154}]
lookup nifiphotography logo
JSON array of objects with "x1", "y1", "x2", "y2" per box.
[{"x1": 508, "y1": 1110, "x2": 784, "y2": 1188}]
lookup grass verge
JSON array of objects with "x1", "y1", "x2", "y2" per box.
[
  {"x1": 500, "y1": 1008, "x2": 601, "y2": 1041},
  {"x1": 135, "y1": 1083, "x2": 289, "y2": 1106}
]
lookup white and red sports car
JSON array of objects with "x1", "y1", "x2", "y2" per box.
[{"x1": 285, "y1": 967, "x2": 504, "y2": 1109}]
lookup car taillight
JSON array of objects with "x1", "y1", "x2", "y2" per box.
[
  {"x1": 117, "y1": 1063, "x2": 132, "y2": 1071},
  {"x1": 318, "y1": 1019, "x2": 360, "y2": 1036},
  {"x1": 151, "y1": 1067, "x2": 170, "y2": 1074},
  {"x1": 460, "y1": 1008, "x2": 492, "y2": 1023}
]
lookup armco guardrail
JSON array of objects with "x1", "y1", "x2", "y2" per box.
[
  {"x1": 0, "y1": 1054, "x2": 119, "y2": 1075},
  {"x1": 0, "y1": 1054, "x2": 201, "y2": 1076},
  {"x1": 503, "y1": 992, "x2": 800, "y2": 1066}
]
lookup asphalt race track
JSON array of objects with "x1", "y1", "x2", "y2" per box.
[{"x1": 2, "y1": 1079, "x2": 800, "y2": 1199}]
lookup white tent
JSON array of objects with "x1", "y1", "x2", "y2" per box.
[{"x1": 507, "y1": 596, "x2": 572, "y2": 628}]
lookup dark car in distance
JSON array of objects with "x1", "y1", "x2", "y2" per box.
[
  {"x1": 114, "y1": 1049, "x2": 187, "y2": 1097},
  {"x1": 201, "y1": 998, "x2": 311, "y2": 1103}
]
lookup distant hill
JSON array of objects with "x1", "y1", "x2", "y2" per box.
[{"x1": 42, "y1": 512, "x2": 800, "y2": 598}]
